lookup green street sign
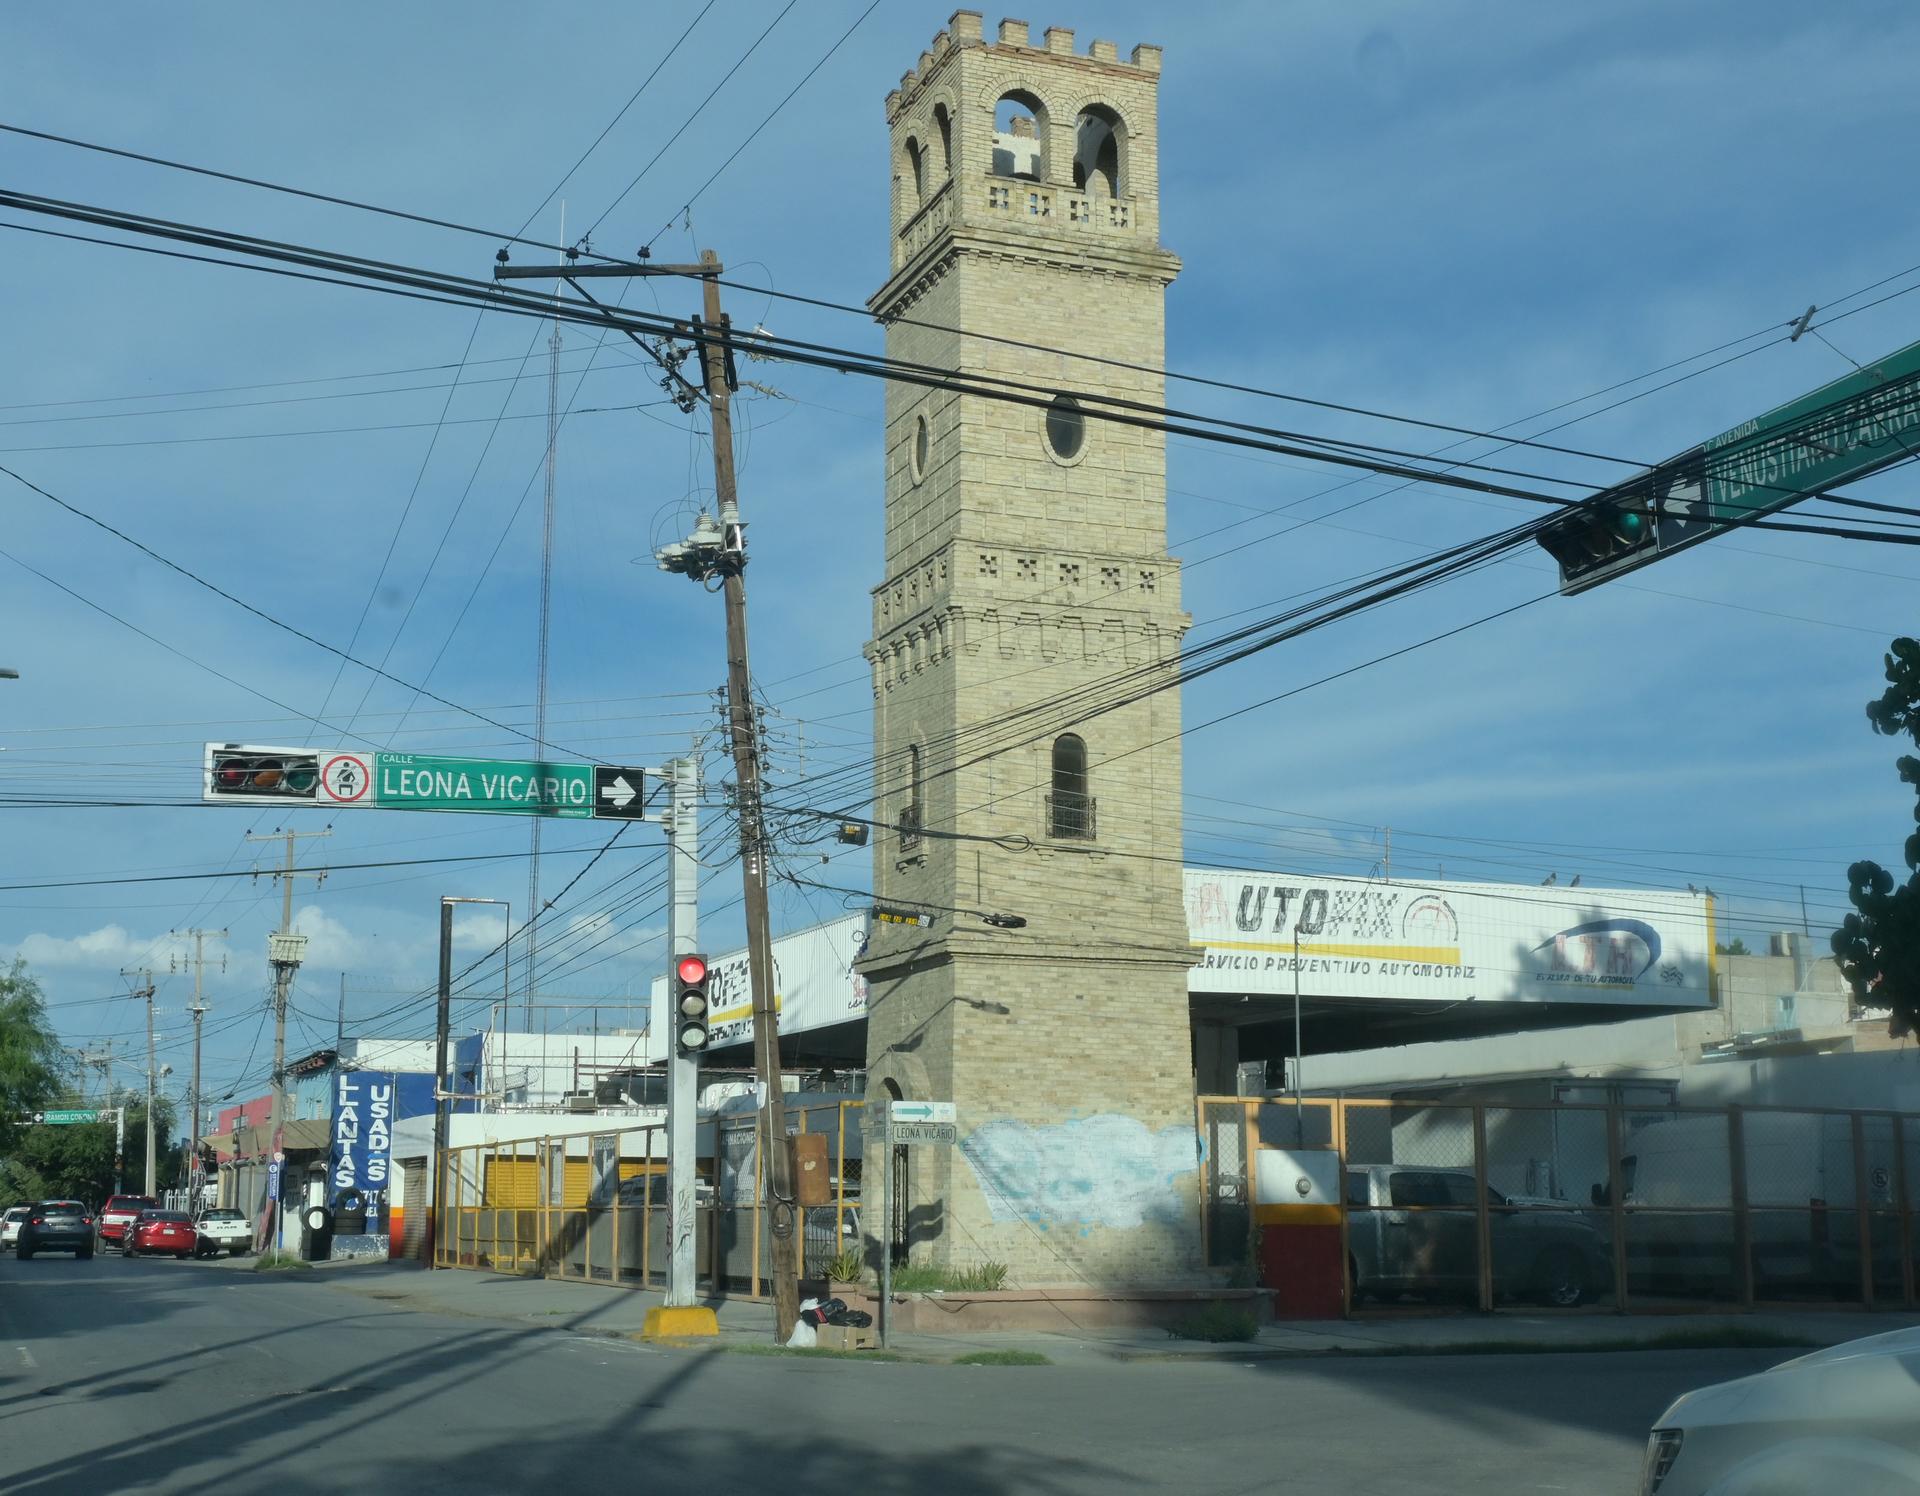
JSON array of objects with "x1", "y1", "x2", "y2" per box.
[
  {"x1": 1542, "y1": 334, "x2": 1920, "y2": 594},
  {"x1": 41, "y1": 1108, "x2": 99, "y2": 1125},
  {"x1": 370, "y1": 754, "x2": 594, "y2": 817},
  {"x1": 206, "y1": 745, "x2": 656, "y2": 819},
  {"x1": 1702, "y1": 337, "x2": 1920, "y2": 522}
]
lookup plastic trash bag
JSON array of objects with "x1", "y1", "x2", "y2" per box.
[{"x1": 787, "y1": 1297, "x2": 821, "y2": 1348}]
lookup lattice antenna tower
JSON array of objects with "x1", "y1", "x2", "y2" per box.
[{"x1": 526, "y1": 202, "x2": 564, "y2": 1029}]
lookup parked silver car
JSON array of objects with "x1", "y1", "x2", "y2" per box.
[{"x1": 1641, "y1": 1324, "x2": 1920, "y2": 1493}]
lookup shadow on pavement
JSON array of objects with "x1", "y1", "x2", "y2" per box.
[
  {"x1": 4, "y1": 1272, "x2": 1136, "y2": 1496},
  {"x1": 1240, "y1": 1342, "x2": 1793, "y2": 1445}
]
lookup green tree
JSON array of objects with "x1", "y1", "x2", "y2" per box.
[
  {"x1": 1834, "y1": 638, "x2": 1920, "y2": 1035},
  {"x1": 0, "y1": 958, "x2": 66, "y2": 1155},
  {"x1": 1716, "y1": 938, "x2": 1752, "y2": 957},
  {"x1": 0, "y1": 1089, "x2": 180, "y2": 1205}
]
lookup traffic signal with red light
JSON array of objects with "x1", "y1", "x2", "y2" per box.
[
  {"x1": 674, "y1": 953, "x2": 711, "y2": 1054},
  {"x1": 208, "y1": 749, "x2": 320, "y2": 799}
]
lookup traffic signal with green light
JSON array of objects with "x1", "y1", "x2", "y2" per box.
[
  {"x1": 208, "y1": 750, "x2": 320, "y2": 799},
  {"x1": 674, "y1": 953, "x2": 711, "y2": 1054},
  {"x1": 1535, "y1": 493, "x2": 1658, "y2": 595}
]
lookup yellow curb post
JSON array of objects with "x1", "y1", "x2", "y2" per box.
[{"x1": 642, "y1": 1306, "x2": 719, "y2": 1340}]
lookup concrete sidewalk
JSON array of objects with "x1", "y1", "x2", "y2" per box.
[{"x1": 240, "y1": 1256, "x2": 1920, "y2": 1365}]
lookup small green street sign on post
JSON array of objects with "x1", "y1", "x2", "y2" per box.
[{"x1": 39, "y1": 1108, "x2": 100, "y2": 1125}]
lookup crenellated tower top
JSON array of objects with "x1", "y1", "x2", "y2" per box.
[{"x1": 880, "y1": 12, "x2": 1171, "y2": 279}]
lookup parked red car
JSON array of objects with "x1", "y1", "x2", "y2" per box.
[
  {"x1": 124, "y1": 1210, "x2": 197, "y2": 1259},
  {"x1": 98, "y1": 1194, "x2": 157, "y2": 1248}
]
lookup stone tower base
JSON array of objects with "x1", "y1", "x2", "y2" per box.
[{"x1": 863, "y1": 948, "x2": 1206, "y2": 1289}]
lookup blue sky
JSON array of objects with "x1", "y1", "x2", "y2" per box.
[{"x1": 2, "y1": 1, "x2": 1917, "y2": 1116}]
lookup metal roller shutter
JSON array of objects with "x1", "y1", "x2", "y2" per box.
[{"x1": 400, "y1": 1159, "x2": 428, "y2": 1261}]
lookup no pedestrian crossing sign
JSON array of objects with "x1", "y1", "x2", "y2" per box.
[{"x1": 205, "y1": 745, "x2": 656, "y2": 821}]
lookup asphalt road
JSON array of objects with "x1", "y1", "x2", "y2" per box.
[{"x1": 0, "y1": 1249, "x2": 1796, "y2": 1495}]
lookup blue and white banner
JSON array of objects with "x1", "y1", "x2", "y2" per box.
[{"x1": 330, "y1": 1070, "x2": 394, "y2": 1216}]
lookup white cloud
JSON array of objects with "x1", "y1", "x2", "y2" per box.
[{"x1": 12, "y1": 925, "x2": 188, "y2": 972}]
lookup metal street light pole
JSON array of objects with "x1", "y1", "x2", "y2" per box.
[
  {"x1": 665, "y1": 755, "x2": 700, "y2": 1308},
  {"x1": 434, "y1": 897, "x2": 509, "y2": 1269}
]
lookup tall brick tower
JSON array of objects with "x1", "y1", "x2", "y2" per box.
[{"x1": 860, "y1": 14, "x2": 1201, "y2": 1286}]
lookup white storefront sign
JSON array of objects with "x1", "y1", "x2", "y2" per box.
[
  {"x1": 649, "y1": 914, "x2": 870, "y2": 1055},
  {"x1": 1184, "y1": 871, "x2": 1713, "y2": 1007}
]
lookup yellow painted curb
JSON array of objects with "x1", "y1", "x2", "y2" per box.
[{"x1": 642, "y1": 1306, "x2": 719, "y2": 1340}]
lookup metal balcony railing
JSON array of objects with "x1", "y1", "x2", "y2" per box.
[{"x1": 1046, "y1": 791, "x2": 1095, "y2": 840}]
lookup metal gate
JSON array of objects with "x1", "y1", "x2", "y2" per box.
[{"x1": 1199, "y1": 1095, "x2": 1920, "y2": 1316}]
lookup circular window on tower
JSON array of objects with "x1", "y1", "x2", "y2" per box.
[
  {"x1": 1044, "y1": 393, "x2": 1087, "y2": 464},
  {"x1": 910, "y1": 408, "x2": 931, "y2": 485}
]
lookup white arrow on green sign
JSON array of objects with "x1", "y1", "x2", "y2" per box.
[{"x1": 889, "y1": 1101, "x2": 956, "y2": 1124}]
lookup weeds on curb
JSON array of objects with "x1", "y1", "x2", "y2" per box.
[
  {"x1": 890, "y1": 1262, "x2": 1010, "y2": 1293},
  {"x1": 1168, "y1": 1305, "x2": 1260, "y2": 1343}
]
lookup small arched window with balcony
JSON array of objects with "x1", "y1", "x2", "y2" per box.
[
  {"x1": 1048, "y1": 733, "x2": 1093, "y2": 840},
  {"x1": 992, "y1": 91, "x2": 1048, "y2": 181},
  {"x1": 1073, "y1": 105, "x2": 1124, "y2": 198},
  {"x1": 901, "y1": 743, "x2": 923, "y2": 851}
]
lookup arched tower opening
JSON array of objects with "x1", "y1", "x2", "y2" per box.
[
  {"x1": 992, "y1": 91, "x2": 1048, "y2": 180},
  {"x1": 1073, "y1": 104, "x2": 1125, "y2": 197}
]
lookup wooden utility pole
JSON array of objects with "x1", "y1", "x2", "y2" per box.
[
  {"x1": 493, "y1": 249, "x2": 799, "y2": 1337},
  {"x1": 248, "y1": 829, "x2": 328, "y2": 1251},
  {"x1": 695, "y1": 253, "x2": 799, "y2": 1341}
]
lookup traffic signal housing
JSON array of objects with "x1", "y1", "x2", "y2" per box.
[
  {"x1": 207, "y1": 747, "x2": 320, "y2": 799},
  {"x1": 1535, "y1": 491, "x2": 1658, "y2": 596},
  {"x1": 674, "y1": 953, "x2": 711, "y2": 1054}
]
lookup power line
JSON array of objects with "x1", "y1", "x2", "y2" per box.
[
  {"x1": 0, "y1": 841, "x2": 653, "y2": 892},
  {"x1": 0, "y1": 544, "x2": 386, "y2": 750},
  {"x1": 0, "y1": 462, "x2": 607, "y2": 759},
  {"x1": 0, "y1": 345, "x2": 647, "y2": 414},
  {"x1": 635, "y1": 0, "x2": 887, "y2": 250},
  {"x1": 583, "y1": 0, "x2": 802, "y2": 242},
  {"x1": 10, "y1": 188, "x2": 1914, "y2": 541},
  {"x1": 0, "y1": 401, "x2": 663, "y2": 454},
  {"x1": 513, "y1": 0, "x2": 721, "y2": 240},
  {"x1": 15, "y1": 118, "x2": 1919, "y2": 478}
]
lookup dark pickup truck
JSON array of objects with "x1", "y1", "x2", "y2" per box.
[{"x1": 1345, "y1": 1165, "x2": 1610, "y2": 1307}]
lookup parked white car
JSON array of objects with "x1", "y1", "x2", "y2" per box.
[
  {"x1": 1642, "y1": 1324, "x2": 1920, "y2": 1493},
  {"x1": 193, "y1": 1207, "x2": 253, "y2": 1257},
  {"x1": 1, "y1": 1205, "x2": 28, "y2": 1247}
]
